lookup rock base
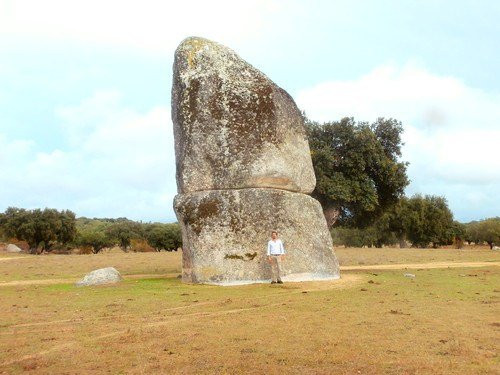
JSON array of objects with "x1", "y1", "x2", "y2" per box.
[{"x1": 174, "y1": 188, "x2": 340, "y2": 285}]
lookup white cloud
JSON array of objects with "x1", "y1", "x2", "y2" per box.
[
  {"x1": 0, "y1": 0, "x2": 295, "y2": 221},
  {"x1": 0, "y1": 91, "x2": 177, "y2": 221},
  {"x1": 0, "y1": 0, "x2": 282, "y2": 54},
  {"x1": 297, "y1": 63, "x2": 500, "y2": 129},
  {"x1": 296, "y1": 63, "x2": 500, "y2": 221},
  {"x1": 0, "y1": 135, "x2": 34, "y2": 164}
]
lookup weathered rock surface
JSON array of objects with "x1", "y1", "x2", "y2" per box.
[
  {"x1": 172, "y1": 37, "x2": 316, "y2": 194},
  {"x1": 76, "y1": 267, "x2": 122, "y2": 287},
  {"x1": 174, "y1": 188, "x2": 339, "y2": 285},
  {"x1": 172, "y1": 37, "x2": 340, "y2": 285},
  {"x1": 6, "y1": 244, "x2": 22, "y2": 253}
]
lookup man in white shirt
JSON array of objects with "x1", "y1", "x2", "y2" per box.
[{"x1": 267, "y1": 230, "x2": 286, "y2": 284}]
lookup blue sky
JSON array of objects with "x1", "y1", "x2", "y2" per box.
[{"x1": 0, "y1": 0, "x2": 499, "y2": 223}]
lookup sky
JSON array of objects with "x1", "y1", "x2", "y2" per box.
[{"x1": 0, "y1": 0, "x2": 499, "y2": 223}]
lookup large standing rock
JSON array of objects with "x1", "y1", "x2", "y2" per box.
[
  {"x1": 172, "y1": 37, "x2": 340, "y2": 285},
  {"x1": 172, "y1": 37, "x2": 316, "y2": 194},
  {"x1": 75, "y1": 267, "x2": 122, "y2": 287},
  {"x1": 175, "y1": 188, "x2": 339, "y2": 285}
]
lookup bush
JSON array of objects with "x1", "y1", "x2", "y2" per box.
[
  {"x1": 130, "y1": 238, "x2": 155, "y2": 252},
  {"x1": 106, "y1": 221, "x2": 144, "y2": 249},
  {"x1": 75, "y1": 229, "x2": 113, "y2": 254},
  {"x1": 144, "y1": 223, "x2": 182, "y2": 251}
]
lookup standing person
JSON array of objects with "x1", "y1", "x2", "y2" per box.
[{"x1": 267, "y1": 230, "x2": 286, "y2": 284}]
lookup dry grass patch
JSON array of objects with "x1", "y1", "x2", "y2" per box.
[
  {"x1": 335, "y1": 245, "x2": 499, "y2": 266},
  {"x1": 0, "y1": 251, "x2": 181, "y2": 282},
  {"x1": 0, "y1": 249, "x2": 499, "y2": 374}
]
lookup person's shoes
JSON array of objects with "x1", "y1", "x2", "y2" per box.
[
  {"x1": 277, "y1": 280, "x2": 283, "y2": 284},
  {"x1": 271, "y1": 281, "x2": 277, "y2": 284}
]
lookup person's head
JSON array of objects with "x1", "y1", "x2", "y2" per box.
[{"x1": 271, "y1": 230, "x2": 278, "y2": 240}]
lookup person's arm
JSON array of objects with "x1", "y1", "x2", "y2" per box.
[
  {"x1": 267, "y1": 241, "x2": 271, "y2": 256},
  {"x1": 280, "y1": 240, "x2": 285, "y2": 255}
]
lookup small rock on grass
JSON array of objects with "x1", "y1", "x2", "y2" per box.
[
  {"x1": 6, "y1": 244, "x2": 22, "y2": 253},
  {"x1": 404, "y1": 273, "x2": 416, "y2": 278},
  {"x1": 76, "y1": 267, "x2": 122, "y2": 287}
]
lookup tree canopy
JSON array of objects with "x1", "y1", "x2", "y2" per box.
[
  {"x1": 397, "y1": 195, "x2": 455, "y2": 248},
  {"x1": 465, "y1": 218, "x2": 500, "y2": 249},
  {"x1": 105, "y1": 220, "x2": 144, "y2": 249},
  {"x1": 306, "y1": 116, "x2": 409, "y2": 228},
  {"x1": 75, "y1": 229, "x2": 114, "y2": 254},
  {"x1": 74, "y1": 217, "x2": 182, "y2": 253},
  {"x1": 0, "y1": 207, "x2": 76, "y2": 251},
  {"x1": 331, "y1": 194, "x2": 459, "y2": 248},
  {"x1": 144, "y1": 223, "x2": 182, "y2": 251}
]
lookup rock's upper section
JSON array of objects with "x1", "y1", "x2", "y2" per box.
[{"x1": 172, "y1": 37, "x2": 316, "y2": 194}]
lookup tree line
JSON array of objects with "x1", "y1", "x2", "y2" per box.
[
  {"x1": 305, "y1": 116, "x2": 499, "y2": 248},
  {"x1": 1, "y1": 115, "x2": 498, "y2": 251},
  {"x1": 75, "y1": 217, "x2": 182, "y2": 253},
  {"x1": 465, "y1": 217, "x2": 500, "y2": 249},
  {"x1": 0, "y1": 208, "x2": 182, "y2": 253}
]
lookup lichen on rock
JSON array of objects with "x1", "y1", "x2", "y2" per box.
[
  {"x1": 172, "y1": 36, "x2": 316, "y2": 194},
  {"x1": 172, "y1": 36, "x2": 340, "y2": 285}
]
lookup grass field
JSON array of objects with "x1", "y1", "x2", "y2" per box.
[{"x1": 1, "y1": 247, "x2": 499, "y2": 374}]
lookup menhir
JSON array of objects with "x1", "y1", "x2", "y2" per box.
[{"x1": 172, "y1": 37, "x2": 340, "y2": 285}]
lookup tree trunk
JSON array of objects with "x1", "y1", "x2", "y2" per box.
[{"x1": 323, "y1": 206, "x2": 340, "y2": 229}]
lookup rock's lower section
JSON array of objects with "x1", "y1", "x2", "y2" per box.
[{"x1": 174, "y1": 188, "x2": 340, "y2": 285}]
